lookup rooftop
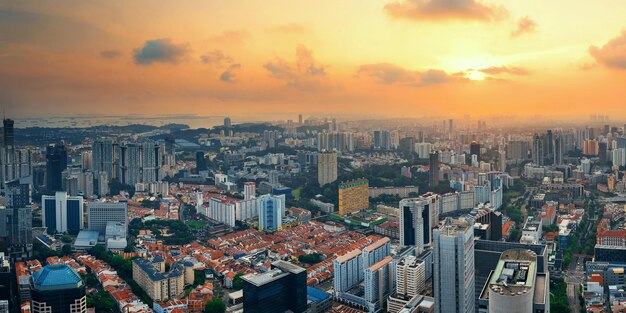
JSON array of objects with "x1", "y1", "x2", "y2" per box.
[
  {"x1": 242, "y1": 268, "x2": 289, "y2": 287},
  {"x1": 487, "y1": 249, "x2": 537, "y2": 297},
  {"x1": 32, "y1": 264, "x2": 84, "y2": 291}
]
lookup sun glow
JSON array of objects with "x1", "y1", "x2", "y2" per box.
[{"x1": 466, "y1": 71, "x2": 486, "y2": 81}]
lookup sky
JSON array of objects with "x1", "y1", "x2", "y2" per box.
[{"x1": 1, "y1": 0, "x2": 626, "y2": 120}]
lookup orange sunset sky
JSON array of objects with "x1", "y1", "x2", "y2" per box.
[{"x1": 1, "y1": 0, "x2": 626, "y2": 119}]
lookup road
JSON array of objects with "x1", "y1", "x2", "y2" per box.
[{"x1": 564, "y1": 256, "x2": 584, "y2": 313}]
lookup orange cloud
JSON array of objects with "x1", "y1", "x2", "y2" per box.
[
  {"x1": 220, "y1": 64, "x2": 241, "y2": 83},
  {"x1": 479, "y1": 66, "x2": 530, "y2": 75},
  {"x1": 200, "y1": 50, "x2": 234, "y2": 67},
  {"x1": 264, "y1": 45, "x2": 332, "y2": 91},
  {"x1": 589, "y1": 31, "x2": 626, "y2": 70},
  {"x1": 357, "y1": 63, "x2": 465, "y2": 87},
  {"x1": 133, "y1": 39, "x2": 189, "y2": 65},
  {"x1": 384, "y1": 0, "x2": 507, "y2": 22},
  {"x1": 511, "y1": 16, "x2": 538, "y2": 37}
]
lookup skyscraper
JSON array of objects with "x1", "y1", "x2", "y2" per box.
[
  {"x1": 470, "y1": 141, "x2": 481, "y2": 161},
  {"x1": 433, "y1": 218, "x2": 475, "y2": 313},
  {"x1": 532, "y1": 134, "x2": 544, "y2": 166},
  {"x1": 31, "y1": 264, "x2": 87, "y2": 313},
  {"x1": 428, "y1": 151, "x2": 439, "y2": 187},
  {"x1": 257, "y1": 194, "x2": 285, "y2": 232},
  {"x1": 2, "y1": 119, "x2": 14, "y2": 146},
  {"x1": 46, "y1": 144, "x2": 68, "y2": 192},
  {"x1": 0, "y1": 182, "x2": 32, "y2": 261},
  {"x1": 317, "y1": 151, "x2": 337, "y2": 186},
  {"x1": 479, "y1": 249, "x2": 549, "y2": 313},
  {"x1": 224, "y1": 117, "x2": 232, "y2": 128},
  {"x1": 195, "y1": 151, "x2": 207, "y2": 172},
  {"x1": 553, "y1": 132, "x2": 563, "y2": 165},
  {"x1": 42, "y1": 192, "x2": 83, "y2": 234},
  {"x1": 92, "y1": 140, "x2": 115, "y2": 180},
  {"x1": 399, "y1": 193, "x2": 440, "y2": 253},
  {"x1": 545, "y1": 129, "x2": 554, "y2": 159}
]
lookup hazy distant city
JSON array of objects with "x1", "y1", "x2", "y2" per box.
[{"x1": 3, "y1": 1, "x2": 626, "y2": 313}]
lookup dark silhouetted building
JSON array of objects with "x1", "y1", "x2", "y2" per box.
[
  {"x1": 599, "y1": 141, "x2": 608, "y2": 164},
  {"x1": 0, "y1": 182, "x2": 32, "y2": 261},
  {"x1": 195, "y1": 151, "x2": 207, "y2": 172},
  {"x1": 31, "y1": 264, "x2": 86, "y2": 313},
  {"x1": 242, "y1": 260, "x2": 307, "y2": 313},
  {"x1": 3, "y1": 119, "x2": 14, "y2": 147},
  {"x1": 429, "y1": 151, "x2": 439, "y2": 187},
  {"x1": 46, "y1": 144, "x2": 68, "y2": 192},
  {"x1": 470, "y1": 141, "x2": 481, "y2": 161}
]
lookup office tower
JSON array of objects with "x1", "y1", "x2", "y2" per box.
[
  {"x1": 364, "y1": 256, "x2": 393, "y2": 312},
  {"x1": 244, "y1": 182, "x2": 256, "y2": 200},
  {"x1": 195, "y1": 151, "x2": 207, "y2": 172},
  {"x1": 338, "y1": 178, "x2": 369, "y2": 216},
  {"x1": 470, "y1": 141, "x2": 481, "y2": 161},
  {"x1": 473, "y1": 240, "x2": 548, "y2": 313},
  {"x1": 242, "y1": 261, "x2": 307, "y2": 313},
  {"x1": 399, "y1": 193, "x2": 440, "y2": 253},
  {"x1": 553, "y1": 133, "x2": 563, "y2": 165},
  {"x1": 399, "y1": 137, "x2": 416, "y2": 154},
  {"x1": 77, "y1": 171, "x2": 93, "y2": 197},
  {"x1": 46, "y1": 144, "x2": 68, "y2": 192},
  {"x1": 2, "y1": 119, "x2": 14, "y2": 146},
  {"x1": 373, "y1": 130, "x2": 382, "y2": 149},
  {"x1": 317, "y1": 151, "x2": 337, "y2": 186},
  {"x1": 478, "y1": 249, "x2": 549, "y2": 313},
  {"x1": 599, "y1": 141, "x2": 608, "y2": 163},
  {"x1": 141, "y1": 141, "x2": 160, "y2": 183},
  {"x1": 428, "y1": 151, "x2": 439, "y2": 187},
  {"x1": 473, "y1": 210, "x2": 503, "y2": 241},
  {"x1": 532, "y1": 135, "x2": 544, "y2": 166},
  {"x1": 298, "y1": 114, "x2": 303, "y2": 125},
  {"x1": 80, "y1": 151, "x2": 92, "y2": 170},
  {"x1": 224, "y1": 117, "x2": 232, "y2": 128},
  {"x1": 257, "y1": 194, "x2": 285, "y2": 232},
  {"x1": 42, "y1": 191, "x2": 83, "y2": 234},
  {"x1": 545, "y1": 130, "x2": 554, "y2": 159},
  {"x1": 87, "y1": 202, "x2": 128, "y2": 235},
  {"x1": 31, "y1": 264, "x2": 87, "y2": 313},
  {"x1": 396, "y1": 256, "x2": 426, "y2": 298},
  {"x1": 498, "y1": 150, "x2": 506, "y2": 172},
  {"x1": 0, "y1": 183, "x2": 32, "y2": 261},
  {"x1": 92, "y1": 140, "x2": 115, "y2": 181},
  {"x1": 433, "y1": 218, "x2": 475, "y2": 313}
]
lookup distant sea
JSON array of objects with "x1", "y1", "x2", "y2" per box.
[{"x1": 13, "y1": 115, "x2": 267, "y2": 129}]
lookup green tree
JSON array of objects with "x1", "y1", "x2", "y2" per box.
[
  {"x1": 233, "y1": 273, "x2": 244, "y2": 290},
  {"x1": 205, "y1": 299, "x2": 226, "y2": 313},
  {"x1": 61, "y1": 244, "x2": 73, "y2": 256}
]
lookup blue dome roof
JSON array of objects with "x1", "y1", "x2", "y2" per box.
[{"x1": 32, "y1": 264, "x2": 83, "y2": 291}]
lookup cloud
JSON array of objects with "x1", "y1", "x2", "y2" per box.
[
  {"x1": 384, "y1": 0, "x2": 507, "y2": 22},
  {"x1": 133, "y1": 38, "x2": 189, "y2": 65},
  {"x1": 210, "y1": 30, "x2": 250, "y2": 45},
  {"x1": 263, "y1": 45, "x2": 331, "y2": 91},
  {"x1": 100, "y1": 49, "x2": 121, "y2": 59},
  {"x1": 479, "y1": 66, "x2": 530, "y2": 75},
  {"x1": 589, "y1": 31, "x2": 626, "y2": 70},
  {"x1": 268, "y1": 23, "x2": 308, "y2": 34},
  {"x1": 220, "y1": 64, "x2": 241, "y2": 83},
  {"x1": 356, "y1": 63, "x2": 463, "y2": 87},
  {"x1": 511, "y1": 16, "x2": 537, "y2": 37},
  {"x1": 200, "y1": 50, "x2": 233, "y2": 67}
]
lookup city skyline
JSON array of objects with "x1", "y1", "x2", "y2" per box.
[{"x1": 2, "y1": 1, "x2": 626, "y2": 118}]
